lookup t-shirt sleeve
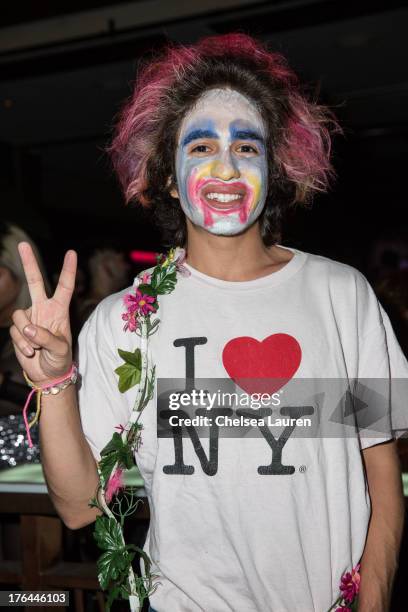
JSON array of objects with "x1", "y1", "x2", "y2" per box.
[
  {"x1": 76, "y1": 295, "x2": 134, "y2": 461},
  {"x1": 357, "y1": 279, "x2": 408, "y2": 450}
]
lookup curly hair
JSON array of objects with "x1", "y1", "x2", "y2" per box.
[{"x1": 109, "y1": 33, "x2": 340, "y2": 247}]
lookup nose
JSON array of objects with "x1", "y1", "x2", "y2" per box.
[{"x1": 211, "y1": 150, "x2": 240, "y2": 181}]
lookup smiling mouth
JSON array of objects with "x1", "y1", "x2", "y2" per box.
[{"x1": 200, "y1": 183, "x2": 246, "y2": 209}]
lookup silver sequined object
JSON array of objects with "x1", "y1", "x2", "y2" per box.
[{"x1": 0, "y1": 412, "x2": 40, "y2": 469}]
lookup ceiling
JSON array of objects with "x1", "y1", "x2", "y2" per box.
[{"x1": 0, "y1": 1, "x2": 407, "y2": 144}]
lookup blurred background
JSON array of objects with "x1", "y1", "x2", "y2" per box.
[{"x1": 0, "y1": 1, "x2": 407, "y2": 610}]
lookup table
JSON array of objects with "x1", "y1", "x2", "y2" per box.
[{"x1": 0, "y1": 464, "x2": 149, "y2": 611}]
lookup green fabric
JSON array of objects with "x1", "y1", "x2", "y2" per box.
[
  {"x1": 0, "y1": 463, "x2": 145, "y2": 487},
  {"x1": 402, "y1": 472, "x2": 408, "y2": 498},
  {"x1": 0, "y1": 463, "x2": 45, "y2": 483}
]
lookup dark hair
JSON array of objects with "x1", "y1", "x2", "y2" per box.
[{"x1": 109, "y1": 34, "x2": 339, "y2": 247}]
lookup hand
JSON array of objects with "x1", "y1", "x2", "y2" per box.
[{"x1": 10, "y1": 242, "x2": 77, "y2": 385}]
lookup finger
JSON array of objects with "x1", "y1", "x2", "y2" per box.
[
  {"x1": 17, "y1": 242, "x2": 47, "y2": 304},
  {"x1": 53, "y1": 250, "x2": 77, "y2": 307},
  {"x1": 18, "y1": 324, "x2": 69, "y2": 356},
  {"x1": 11, "y1": 309, "x2": 40, "y2": 349},
  {"x1": 10, "y1": 325, "x2": 36, "y2": 358}
]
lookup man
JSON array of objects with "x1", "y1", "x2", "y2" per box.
[{"x1": 11, "y1": 34, "x2": 406, "y2": 611}]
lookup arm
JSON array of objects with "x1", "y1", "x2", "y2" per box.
[
  {"x1": 10, "y1": 243, "x2": 102, "y2": 530},
  {"x1": 358, "y1": 440, "x2": 405, "y2": 611},
  {"x1": 39, "y1": 384, "x2": 102, "y2": 529}
]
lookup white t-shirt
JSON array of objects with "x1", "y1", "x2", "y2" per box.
[{"x1": 78, "y1": 247, "x2": 408, "y2": 612}]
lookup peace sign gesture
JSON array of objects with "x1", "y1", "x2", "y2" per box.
[{"x1": 10, "y1": 242, "x2": 77, "y2": 385}]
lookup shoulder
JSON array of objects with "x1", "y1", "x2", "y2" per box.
[
  {"x1": 78, "y1": 274, "x2": 147, "y2": 341},
  {"x1": 298, "y1": 248, "x2": 383, "y2": 330},
  {"x1": 301, "y1": 249, "x2": 366, "y2": 284},
  {"x1": 298, "y1": 249, "x2": 374, "y2": 296}
]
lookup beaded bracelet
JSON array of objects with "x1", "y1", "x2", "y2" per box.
[{"x1": 22, "y1": 363, "x2": 78, "y2": 448}]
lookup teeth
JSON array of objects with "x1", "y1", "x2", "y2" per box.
[{"x1": 206, "y1": 192, "x2": 242, "y2": 202}]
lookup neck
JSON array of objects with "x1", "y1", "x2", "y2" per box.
[{"x1": 185, "y1": 220, "x2": 293, "y2": 281}]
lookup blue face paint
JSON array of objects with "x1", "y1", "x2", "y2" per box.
[
  {"x1": 229, "y1": 123, "x2": 265, "y2": 145},
  {"x1": 174, "y1": 89, "x2": 268, "y2": 235},
  {"x1": 182, "y1": 127, "x2": 218, "y2": 147}
]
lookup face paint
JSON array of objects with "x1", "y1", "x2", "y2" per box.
[{"x1": 174, "y1": 88, "x2": 268, "y2": 236}]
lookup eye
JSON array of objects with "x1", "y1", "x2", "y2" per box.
[
  {"x1": 191, "y1": 144, "x2": 211, "y2": 153},
  {"x1": 187, "y1": 139, "x2": 217, "y2": 156},
  {"x1": 235, "y1": 143, "x2": 259, "y2": 154}
]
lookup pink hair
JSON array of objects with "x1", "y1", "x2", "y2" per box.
[{"x1": 109, "y1": 33, "x2": 339, "y2": 206}]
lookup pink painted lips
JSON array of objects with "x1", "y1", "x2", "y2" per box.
[{"x1": 199, "y1": 180, "x2": 249, "y2": 212}]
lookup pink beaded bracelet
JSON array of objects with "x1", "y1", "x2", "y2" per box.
[{"x1": 22, "y1": 363, "x2": 78, "y2": 448}]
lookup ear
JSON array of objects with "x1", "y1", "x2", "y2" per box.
[
  {"x1": 170, "y1": 186, "x2": 179, "y2": 199},
  {"x1": 167, "y1": 176, "x2": 179, "y2": 199}
]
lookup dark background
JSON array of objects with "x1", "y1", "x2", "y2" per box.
[
  {"x1": 1, "y1": 0, "x2": 407, "y2": 282},
  {"x1": 0, "y1": 3, "x2": 407, "y2": 609}
]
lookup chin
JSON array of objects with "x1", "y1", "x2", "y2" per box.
[{"x1": 205, "y1": 220, "x2": 254, "y2": 237}]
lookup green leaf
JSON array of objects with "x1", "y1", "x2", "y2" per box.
[
  {"x1": 115, "y1": 362, "x2": 141, "y2": 393},
  {"x1": 88, "y1": 496, "x2": 103, "y2": 511},
  {"x1": 94, "y1": 516, "x2": 123, "y2": 551},
  {"x1": 99, "y1": 433, "x2": 134, "y2": 483},
  {"x1": 105, "y1": 580, "x2": 131, "y2": 611},
  {"x1": 94, "y1": 517, "x2": 135, "y2": 605},
  {"x1": 150, "y1": 265, "x2": 177, "y2": 295},
  {"x1": 117, "y1": 348, "x2": 141, "y2": 368},
  {"x1": 101, "y1": 432, "x2": 124, "y2": 456},
  {"x1": 135, "y1": 546, "x2": 152, "y2": 576},
  {"x1": 147, "y1": 317, "x2": 160, "y2": 336},
  {"x1": 97, "y1": 548, "x2": 130, "y2": 589},
  {"x1": 99, "y1": 453, "x2": 118, "y2": 485},
  {"x1": 114, "y1": 348, "x2": 142, "y2": 393},
  {"x1": 137, "y1": 283, "x2": 157, "y2": 297},
  {"x1": 117, "y1": 446, "x2": 135, "y2": 470}
]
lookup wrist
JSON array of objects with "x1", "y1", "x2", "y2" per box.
[
  {"x1": 24, "y1": 362, "x2": 77, "y2": 393},
  {"x1": 42, "y1": 363, "x2": 78, "y2": 395},
  {"x1": 41, "y1": 380, "x2": 76, "y2": 402}
]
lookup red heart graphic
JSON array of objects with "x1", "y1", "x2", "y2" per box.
[{"x1": 222, "y1": 333, "x2": 302, "y2": 395}]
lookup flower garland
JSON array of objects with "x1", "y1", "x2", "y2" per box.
[
  {"x1": 87, "y1": 246, "x2": 361, "y2": 612},
  {"x1": 329, "y1": 564, "x2": 360, "y2": 611},
  {"x1": 89, "y1": 247, "x2": 189, "y2": 612}
]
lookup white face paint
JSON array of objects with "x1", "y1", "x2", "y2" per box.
[{"x1": 173, "y1": 88, "x2": 268, "y2": 236}]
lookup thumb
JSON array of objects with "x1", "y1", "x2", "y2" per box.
[{"x1": 23, "y1": 324, "x2": 70, "y2": 357}]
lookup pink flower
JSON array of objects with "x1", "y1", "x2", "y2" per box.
[
  {"x1": 339, "y1": 564, "x2": 360, "y2": 604},
  {"x1": 135, "y1": 290, "x2": 156, "y2": 315},
  {"x1": 123, "y1": 288, "x2": 157, "y2": 319},
  {"x1": 335, "y1": 608, "x2": 351, "y2": 612},
  {"x1": 140, "y1": 271, "x2": 151, "y2": 284},
  {"x1": 123, "y1": 291, "x2": 139, "y2": 313},
  {"x1": 105, "y1": 467, "x2": 125, "y2": 503},
  {"x1": 121, "y1": 311, "x2": 138, "y2": 332},
  {"x1": 114, "y1": 424, "x2": 126, "y2": 434}
]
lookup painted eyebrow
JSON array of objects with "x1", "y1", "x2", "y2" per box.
[
  {"x1": 231, "y1": 129, "x2": 265, "y2": 142},
  {"x1": 182, "y1": 129, "x2": 218, "y2": 147}
]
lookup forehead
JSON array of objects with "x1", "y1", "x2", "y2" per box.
[{"x1": 179, "y1": 88, "x2": 265, "y2": 137}]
